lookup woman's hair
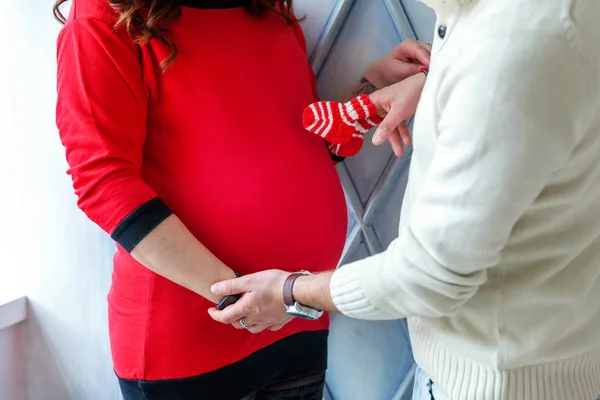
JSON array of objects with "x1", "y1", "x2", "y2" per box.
[{"x1": 52, "y1": 0, "x2": 298, "y2": 70}]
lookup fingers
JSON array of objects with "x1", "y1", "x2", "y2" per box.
[
  {"x1": 417, "y1": 40, "x2": 433, "y2": 54},
  {"x1": 388, "y1": 121, "x2": 412, "y2": 157},
  {"x1": 208, "y1": 299, "x2": 252, "y2": 325},
  {"x1": 230, "y1": 320, "x2": 269, "y2": 333},
  {"x1": 232, "y1": 320, "x2": 286, "y2": 333},
  {"x1": 373, "y1": 103, "x2": 412, "y2": 145},
  {"x1": 223, "y1": 315, "x2": 290, "y2": 334},
  {"x1": 268, "y1": 323, "x2": 287, "y2": 332},
  {"x1": 391, "y1": 61, "x2": 425, "y2": 79},
  {"x1": 231, "y1": 321, "x2": 245, "y2": 329},
  {"x1": 387, "y1": 129, "x2": 405, "y2": 157},
  {"x1": 211, "y1": 276, "x2": 250, "y2": 297},
  {"x1": 397, "y1": 120, "x2": 412, "y2": 147},
  {"x1": 230, "y1": 321, "x2": 283, "y2": 333},
  {"x1": 247, "y1": 325, "x2": 267, "y2": 334},
  {"x1": 394, "y1": 39, "x2": 431, "y2": 67}
]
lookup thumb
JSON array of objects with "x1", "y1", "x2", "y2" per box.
[
  {"x1": 372, "y1": 103, "x2": 412, "y2": 146},
  {"x1": 211, "y1": 276, "x2": 249, "y2": 296}
]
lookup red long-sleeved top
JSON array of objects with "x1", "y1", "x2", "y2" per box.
[{"x1": 56, "y1": 0, "x2": 347, "y2": 395}]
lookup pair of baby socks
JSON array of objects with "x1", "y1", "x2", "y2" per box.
[{"x1": 302, "y1": 94, "x2": 382, "y2": 157}]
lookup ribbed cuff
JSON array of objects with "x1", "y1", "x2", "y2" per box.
[
  {"x1": 330, "y1": 261, "x2": 390, "y2": 320},
  {"x1": 110, "y1": 197, "x2": 173, "y2": 252}
]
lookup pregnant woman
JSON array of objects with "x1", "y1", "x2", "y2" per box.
[{"x1": 53, "y1": 0, "x2": 429, "y2": 398}]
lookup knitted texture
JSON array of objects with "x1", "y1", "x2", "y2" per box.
[{"x1": 303, "y1": 94, "x2": 382, "y2": 157}]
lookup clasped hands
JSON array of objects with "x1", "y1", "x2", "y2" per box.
[
  {"x1": 208, "y1": 270, "x2": 292, "y2": 334},
  {"x1": 209, "y1": 40, "x2": 431, "y2": 333}
]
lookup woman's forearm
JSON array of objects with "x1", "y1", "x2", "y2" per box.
[{"x1": 130, "y1": 214, "x2": 236, "y2": 303}]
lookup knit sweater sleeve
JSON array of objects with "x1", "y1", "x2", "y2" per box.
[
  {"x1": 329, "y1": 20, "x2": 592, "y2": 319},
  {"x1": 56, "y1": 17, "x2": 171, "y2": 251}
]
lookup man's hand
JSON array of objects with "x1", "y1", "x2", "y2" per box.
[
  {"x1": 364, "y1": 39, "x2": 431, "y2": 89},
  {"x1": 369, "y1": 73, "x2": 427, "y2": 155},
  {"x1": 347, "y1": 39, "x2": 429, "y2": 157},
  {"x1": 208, "y1": 270, "x2": 293, "y2": 334}
]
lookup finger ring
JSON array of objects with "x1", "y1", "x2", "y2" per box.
[
  {"x1": 239, "y1": 319, "x2": 252, "y2": 329},
  {"x1": 425, "y1": 42, "x2": 432, "y2": 46}
]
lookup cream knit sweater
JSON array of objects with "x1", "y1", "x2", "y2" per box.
[{"x1": 330, "y1": 0, "x2": 600, "y2": 399}]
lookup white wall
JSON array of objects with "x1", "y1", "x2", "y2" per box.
[{"x1": 1, "y1": 1, "x2": 120, "y2": 399}]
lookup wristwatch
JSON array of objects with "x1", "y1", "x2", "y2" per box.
[{"x1": 283, "y1": 271, "x2": 324, "y2": 320}]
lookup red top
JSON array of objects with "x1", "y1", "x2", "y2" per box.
[{"x1": 56, "y1": 0, "x2": 347, "y2": 381}]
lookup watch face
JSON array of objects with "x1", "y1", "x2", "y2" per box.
[{"x1": 286, "y1": 303, "x2": 323, "y2": 320}]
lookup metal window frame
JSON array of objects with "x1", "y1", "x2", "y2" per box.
[{"x1": 308, "y1": 0, "x2": 418, "y2": 267}]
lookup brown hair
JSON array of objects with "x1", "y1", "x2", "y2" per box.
[{"x1": 52, "y1": 0, "x2": 299, "y2": 70}]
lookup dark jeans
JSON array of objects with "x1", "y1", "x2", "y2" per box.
[
  {"x1": 242, "y1": 372, "x2": 325, "y2": 400},
  {"x1": 120, "y1": 372, "x2": 325, "y2": 400},
  {"x1": 118, "y1": 331, "x2": 328, "y2": 400}
]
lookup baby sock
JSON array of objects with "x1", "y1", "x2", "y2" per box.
[
  {"x1": 302, "y1": 94, "x2": 380, "y2": 145},
  {"x1": 326, "y1": 116, "x2": 383, "y2": 157}
]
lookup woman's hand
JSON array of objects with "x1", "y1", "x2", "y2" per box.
[
  {"x1": 369, "y1": 72, "x2": 427, "y2": 156},
  {"x1": 364, "y1": 40, "x2": 431, "y2": 89}
]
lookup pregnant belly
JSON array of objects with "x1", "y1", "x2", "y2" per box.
[{"x1": 155, "y1": 150, "x2": 348, "y2": 274}]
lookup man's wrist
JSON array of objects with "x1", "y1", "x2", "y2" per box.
[{"x1": 292, "y1": 271, "x2": 338, "y2": 313}]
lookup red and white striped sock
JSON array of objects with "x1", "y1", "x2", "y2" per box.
[
  {"x1": 302, "y1": 94, "x2": 381, "y2": 145},
  {"x1": 327, "y1": 139, "x2": 362, "y2": 158},
  {"x1": 327, "y1": 116, "x2": 383, "y2": 158}
]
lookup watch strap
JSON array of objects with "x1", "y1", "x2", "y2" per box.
[{"x1": 283, "y1": 273, "x2": 304, "y2": 306}]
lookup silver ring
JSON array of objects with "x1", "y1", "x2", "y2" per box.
[
  {"x1": 239, "y1": 319, "x2": 252, "y2": 329},
  {"x1": 425, "y1": 41, "x2": 432, "y2": 46}
]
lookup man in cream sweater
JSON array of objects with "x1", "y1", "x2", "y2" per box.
[{"x1": 210, "y1": 0, "x2": 600, "y2": 398}]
